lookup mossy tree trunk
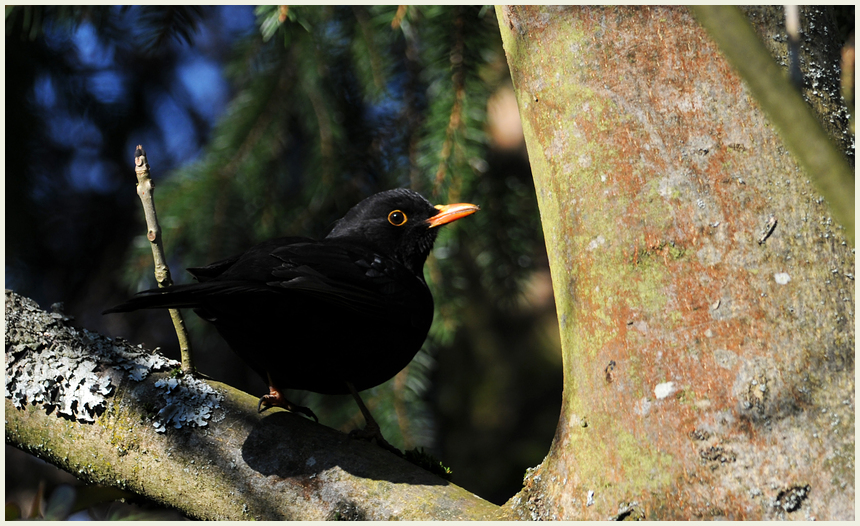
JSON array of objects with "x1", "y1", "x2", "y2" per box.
[{"x1": 497, "y1": 5, "x2": 853, "y2": 520}]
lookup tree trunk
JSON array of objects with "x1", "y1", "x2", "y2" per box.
[{"x1": 497, "y1": 5, "x2": 853, "y2": 520}]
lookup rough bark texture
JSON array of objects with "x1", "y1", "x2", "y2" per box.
[
  {"x1": 740, "y1": 6, "x2": 854, "y2": 157},
  {"x1": 4, "y1": 291, "x2": 507, "y2": 520},
  {"x1": 497, "y1": 5, "x2": 854, "y2": 520},
  {"x1": 690, "y1": 6, "x2": 854, "y2": 242}
]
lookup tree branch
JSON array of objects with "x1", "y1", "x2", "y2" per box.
[{"x1": 5, "y1": 291, "x2": 507, "y2": 520}]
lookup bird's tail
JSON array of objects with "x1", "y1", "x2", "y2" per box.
[
  {"x1": 102, "y1": 281, "x2": 271, "y2": 315},
  {"x1": 102, "y1": 284, "x2": 204, "y2": 314}
]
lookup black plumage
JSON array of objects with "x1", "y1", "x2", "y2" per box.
[{"x1": 105, "y1": 189, "x2": 478, "y2": 449}]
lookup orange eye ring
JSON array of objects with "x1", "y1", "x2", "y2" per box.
[{"x1": 387, "y1": 210, "x2": 407, "y2": 226}]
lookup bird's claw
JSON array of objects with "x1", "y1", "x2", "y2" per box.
[
  {"x1": 292, "y1": 404, "x2": 319, "y2": 422},
  {"x1": 257, "y1": 395, "x2": 273, "y2": 413},
  {"x1": 257, "y1": 392, "x2": 319, "y2": 422}
]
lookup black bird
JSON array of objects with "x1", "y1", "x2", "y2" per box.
[{"x1": 105, "y1": 189, "x2": 479, "y2": 451}]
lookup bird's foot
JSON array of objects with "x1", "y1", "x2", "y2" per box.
[
  {"x1": 349, "y1": 421, "x2": 402, "y2": 457},
  {"x1": 257, "y1": 386, "x2": 318, "y2": 422},
  {"x1": 345, "y1": 381, "x2": 402, "y2": 457}
]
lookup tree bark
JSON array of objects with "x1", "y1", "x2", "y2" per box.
[
  {"x1": 4, "y1": 291, "x2": 507, "y2": 520},
  {"x1": 497, "y1": 5, "x2": 853, "y2": 520}
]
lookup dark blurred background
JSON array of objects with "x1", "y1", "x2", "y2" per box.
[{"x1": 5, "y1": 6, "x2": 562, "y2": 518}]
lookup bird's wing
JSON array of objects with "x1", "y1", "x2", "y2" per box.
[
  {"x1": 187, "y1": 255, "x2": 241, "y2": 282},
  {"x1": 188, "y1": 237, "x2": 310, "y2": 282},
  {"x1": 265, "y1": 241, "x2": 425, "y2": 316},
  {"x1": 101, "y1": 280, "x2": 276, "y2": 313},
  {"x1": 105, "y1": 238, "x2": 426, "y2": 318}
]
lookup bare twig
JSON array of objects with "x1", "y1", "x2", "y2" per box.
[
  {"x1": 133, "y1": 145, "x2": 194, "y2": 373},
  {"x1": 784, "y1": 5, "x2": 802, "y2": 88},
  {"x1": 842, "y1": 32, "x2": 855, "y2": 135},
  {"x1": 391, "y1": 5, "x2": 407, "y2": 30}
]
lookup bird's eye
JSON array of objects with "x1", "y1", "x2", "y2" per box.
[{"x1": 387, "y1": 210, "x2": 407, "y2": 226}]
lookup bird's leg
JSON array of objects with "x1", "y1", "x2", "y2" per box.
[
  {"x1": 346, "y1": 382, "x2": 402, "y2": 456},
  {"x1": 258, "y1": 373, "x2": 319, "y2": 422}
]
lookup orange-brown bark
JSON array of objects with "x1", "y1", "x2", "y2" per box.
[{"x1": 498, "y1": 5, "x2": 853, "y2": 520}]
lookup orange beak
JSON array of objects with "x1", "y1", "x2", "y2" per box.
[{"x1": 426, "y1": 202, "x2": 480, "y2": 228}]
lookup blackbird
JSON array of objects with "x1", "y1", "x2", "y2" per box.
[{"x1": 105, "y1": 189, "x2": 479, "y2": 451}]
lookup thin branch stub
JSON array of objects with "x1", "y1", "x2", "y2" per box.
[{"x1": 131, "y1": 145, "x2": 195, "y2": 373}]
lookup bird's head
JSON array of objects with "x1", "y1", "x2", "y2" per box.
[{"x1": 326, "y1": 189, "x2": 479, "y2": 273}]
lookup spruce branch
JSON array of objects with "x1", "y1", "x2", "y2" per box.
[
  {"x1": 351, "y1": 6, "x2": 387, "y2": 92},
  {"x1": 433, "y1": 7, "x2": 467, "y2": 193},
  {"x1": 133, "y1": 145, "x2": 195, "y2": 373}
]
